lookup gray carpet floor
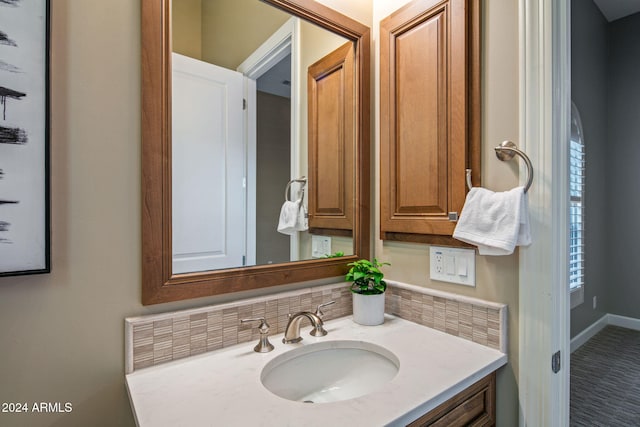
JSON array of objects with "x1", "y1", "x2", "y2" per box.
[{"x1": 570, "y1": 325, "x2": 640, "y2": 426}]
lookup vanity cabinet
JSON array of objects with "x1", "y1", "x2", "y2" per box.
[
  {"x1": 380, "y1": 0, "x2": 481, "y2": 245},
  {"x1": 407, "y1": 373, "x2": 496, "y2": 427}
]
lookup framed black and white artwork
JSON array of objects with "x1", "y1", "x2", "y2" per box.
[{"x1": 0, "y1": 0, "x2": 50, "y2": 276}]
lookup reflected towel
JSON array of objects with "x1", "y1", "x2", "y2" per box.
[
  {"x1": 453, "y1": 186, "x2": 531, "y2": 255},
  {"x1": 277, "y1": 199, "x2": 308, "y2": 235},
  {"x1": 297, "y1": 203, "x2": 308, "y2": 232}
]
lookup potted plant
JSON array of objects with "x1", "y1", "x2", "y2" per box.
[{"x1": 346, "y1": 259, "x2": 390, "y2": 326}]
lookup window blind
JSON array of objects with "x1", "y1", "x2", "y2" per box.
[{"x1": 569, "y1": 136, "x2": 585, "y2": 291}]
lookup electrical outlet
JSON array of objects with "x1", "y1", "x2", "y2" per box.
[
  {"x1": 429, "y1": 246, "x2": 475, "y2": 286},
  {"x1": 311, "y1": 235, "x2": 331, "y2": 258},
  {"x1": 593, "y1": 296, "x2": 597, "y2": 309},
  {"x1": 434, "y1": 253, "x2": 444, "y2": 273}
]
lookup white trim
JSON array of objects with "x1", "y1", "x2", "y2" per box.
[
  {"x1": 570, "y1": 314, "x2": 640, "y2": 353},
  {"x1": 244, "y1": 78, "x2": 257, "y2": 266},
  {"x1": 237, "y1": 18, "x2": 297, "y2": 80},
  {"x1": 570, "y1": 285, "x2": 584, "y2": 309},
  {"x1": 608, "y1": 314, "x2": 640, "y2": 331},
  {"x1": 289, "y1": 18, "x2": 302, "y2": 261},
  {"x1": 237, "y1": 18, "x2": 302, "y2": 261},
  {"x1": 518, "y1": 0, "x2": 571, "y2": 425},
  {"x1": 570, "y1": 314, "x2": 607, "y2": 353},
  {"x1": 387, "y1": 280, "x2": 506, "y2": 310}
]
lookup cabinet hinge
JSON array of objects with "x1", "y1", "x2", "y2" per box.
[
  {"x1": 551, "y1": 350, "x2": 561, "y2": 373},
  {"x1": 448, "y1": 212, "x2": 458, "y2": 222},
  {"x1": 243, "y1": 98, "x2": 247, "y2": 110}
]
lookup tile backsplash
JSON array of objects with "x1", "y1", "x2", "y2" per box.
[
  {"x1": 125, "y1": 281, "x2": 507, "y2": 374},
  {"x1": 126, "y1": 283, "x2": 351, "y2": 374},
  {"x1": 384, "y1": 281, "x2": 506, "y2": 353}
]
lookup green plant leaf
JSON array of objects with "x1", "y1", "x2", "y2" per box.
[{"x1": 345, "y1": 258, "x2": 390, "y2": 295}]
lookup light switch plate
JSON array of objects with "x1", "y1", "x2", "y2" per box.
[
  {"x1": 429, "y1": 246, "x2": 476, "y2": 286},
  {"x1": 311, "y1": 235, "x2": 332, "y2": 258}
]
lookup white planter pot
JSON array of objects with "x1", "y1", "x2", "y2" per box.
[{"x1": 352, "y1": 292, "x2": 385, "y2": 326}]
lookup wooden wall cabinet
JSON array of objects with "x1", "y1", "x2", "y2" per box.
[
  {"x1": 380, "y1": 0, "x2": 480, "y2": 245},
  {"x1": 308, "y1": 42, "x2": 355, "y2": 236},
  {"x1": 407, "y1": 373, "x2": 496, "y2": 427}
]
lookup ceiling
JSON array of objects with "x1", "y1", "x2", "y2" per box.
[
  {"x1": 257, "y1": 54, "x2": 291, "y2": 99},
  {"x1": 592, "y1": 0, "x2": 640, "y2": 21}
]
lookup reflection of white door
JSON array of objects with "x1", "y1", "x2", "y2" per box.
[{"x1": 172, "y1": 53, "x2": 245, "y2": 274}]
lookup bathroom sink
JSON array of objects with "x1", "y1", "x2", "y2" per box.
[{"x1": 260, "y1": 340, "x2": 399, "y2": 403}]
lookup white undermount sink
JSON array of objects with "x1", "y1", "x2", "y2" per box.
[{"x1": 260, "y1": 340, "x2": 400, "y2": 403}]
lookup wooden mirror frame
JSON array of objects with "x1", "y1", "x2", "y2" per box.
[{"x1": 141, "y1": 0, "x2": 371, "y2": 305}]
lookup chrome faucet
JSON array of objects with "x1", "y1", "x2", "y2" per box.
[
  {"x1": 282, "y1": 301, "x2": 335, "y2": 344},
  {"x1": 282, "y1": 312, "x2": 323, "y2": 344}
]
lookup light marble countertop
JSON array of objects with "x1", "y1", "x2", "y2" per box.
[{"x1": 126, "y1": 315, "x2": 507, "y2": 427}]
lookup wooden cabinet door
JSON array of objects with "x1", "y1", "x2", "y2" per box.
[
  {"x1": 407, "y1": 373, "x2": 496, "y2": 427},
  {"x1": 380, "y1": 0, "x2": 480, "y2": 244},
  {"x1": 307, "y1": 42, "x2": 355, "y2": 235}
]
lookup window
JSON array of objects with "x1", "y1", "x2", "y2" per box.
[{"x1": 569, "y1": 102, "x2": 585, "y2": 309}]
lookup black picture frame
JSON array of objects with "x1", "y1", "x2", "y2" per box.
[{"x1": 0, "y1": 0, "x2": 50, "y2": 276}]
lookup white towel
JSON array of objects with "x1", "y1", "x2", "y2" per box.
[
  {"x1": 453, "y1": 186, "x2": 531, "y2": 255},
  {"x1": 277, "y1": 199, "x2": 308, "y2": 235},
  {"x1": 297, "y1": 203, "x2": 308, "y2": 232}
]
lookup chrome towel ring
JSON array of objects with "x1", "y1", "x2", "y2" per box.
[
  {"x1": 285, "y1": 177, "x2": 307, "y2": 201},
  {"x1": 466, "y1": 141, "x2": 534, "y2": 193}
]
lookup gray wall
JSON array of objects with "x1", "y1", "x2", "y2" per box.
[
  {"x1": 606, "y1": 12, "x2": 640, "y2": 318},
  {"x1": 256, "y1": 91, "x2": 291, "y2": 265},
  {"x1": 570, "y1": 0, "x2": 609, "y2": 337},
  {"x1": 571, "y1": 3, "x2": 640, "y2": 336}
]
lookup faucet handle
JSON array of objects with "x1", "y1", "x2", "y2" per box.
[
  {"x1": 240, "y1": 317, "x2": 275, "y2": 353},
  {"x1": 309, "y1": 301, "x2": 334, "y2": 337},
  {"x1": 314, "y1": 300, "x2": 335, "y2": 319}
]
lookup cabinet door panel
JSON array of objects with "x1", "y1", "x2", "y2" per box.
[
  {"x1": 308, "y1": 42, "x2": 355, "y2": 233},
  {"x1": 395, "y1": 8, "x2": 448, "y2": 216},
  {"x1": 406, "y1": 372, "x2": 496, "y2": 427},
  {"x1": 381, "y1": 0, "x2": 480, "y2": 243}
]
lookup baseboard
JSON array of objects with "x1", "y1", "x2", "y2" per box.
[
  {"x1": 608, "y1": 314, "x2": 640, "y2": 331},
  {"x1": 570, "y1": 315, "x2": 608, "y2": 353},
  {"x1": 571, "y1": 313, "x2": 640, "y2": 353}
]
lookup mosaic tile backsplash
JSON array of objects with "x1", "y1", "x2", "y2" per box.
[
  {"x1": 125, "y1": 281, "x2": 507, "y2": 373},
  {"x1": 384, "y1": 282, "x2": 506, "y2": 353}
]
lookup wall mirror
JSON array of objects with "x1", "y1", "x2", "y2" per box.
[{"x1": 142, "y1": 0, "x2": 370, "y2": 305}]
